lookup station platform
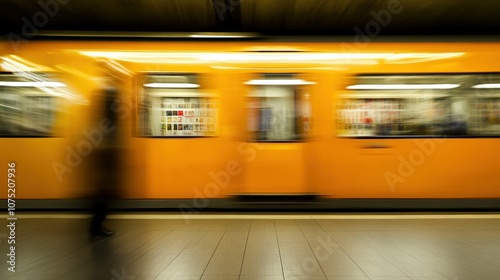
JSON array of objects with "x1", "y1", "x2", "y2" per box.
[{"x1": 1, "y1": 213, "x2": 500, "y2": 280}]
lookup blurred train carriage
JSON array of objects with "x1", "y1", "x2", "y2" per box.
[{"x1": 1, "y1": 37, "x2": 500, "y2": 210}]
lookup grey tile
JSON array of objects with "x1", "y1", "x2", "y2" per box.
[
  {"x1": 180, "y1": 231, "x2": 224, "y2": 254},
  {"x1": 251, "y1": 220, "x2": 277, "y2": 231},
  {"x1": 154, "y1": 276, "x2": 201, "y2": 280},
  {"x1": 248, "y1": 230, "x2": 279, "y2": 243},
  {"x1": 281, "y1": 254, "x2": 325, "y2": 276},
  {"x1": 6, "y1": 215, "x2": 500, "y2": 280},
  {"x1": 227, "y1": 220, "x2": 252, "y2": 231},
  {"x1": 240, "y1": 254, "x2": 283, "y2": 276},
  {"x1": 349, "y1": 254, "x2": 406, "y2": 277},
  {"x1": 214, "y1": 239, "x2": 247, "y2": 255},
  {"x1": 340, "y1": 243, "x2": 407, "y2": 256},
  {"x1": 296, "y1": 220, "x2": 325, "y2": 231},
  {"x1": 368, "y1": 277, "x2": 411, "y2": 280},
  {"x1": 158, "y1": 254, "x2": 212, "y2": 276},
  {"x1": 318, "y1": 253, "x2": 367, "y2": 277},
  {"x1": 275, "y1": 220, "x2": 302, "y2": 231},
  {"x1": 201, "y1": 276, "x2": 239, "y2": 280},
  {"x1": 126, "y1": 254, "x2": 177, "y2": 276},
  {"x1": 379, "y1": 254, "x2": 444, "y2": 278},
  {"x1": 278, "y1": 231, "x2": 308, "y2": 243},
  {"x1": 137, "y1": 230, "x2": 198, "y2": 254},
  {"x1": 130, "y1": 276, "x2": 158, "y2": 280},
  {"x1": 245, "y1": 240, "x2": 280, "y2": 254},
  {"x1": 203, "y1": 254, "x2": 244, "y2": 276},
  {"x1": 408, "y1": 277, "x2": 450, "y2": 280},
  {"x1": 239, "y1": 276, "x2": 284, "y2": 280},
  {"x1": 325, "y1": 277, "x2": 369, "y2": 280},
  {"x1": 279, "y1": 242, "x2": 315, "y2": 256},
  {"x1": 285, "y1": 276, "x2": 328, "y2": 280}
]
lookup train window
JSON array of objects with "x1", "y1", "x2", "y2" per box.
[
  {"x1": 340, "y1": 74, "x2": 500, "y2": 137},
  {"x1": 0, "y1": 74, "x2": 58, "y2": 137},
  {"x1": 466, "y1": 74, "x2": 500, "y2": 135},
  {"x1": 468, "y1": 103, "x2": 500, "y2": 136},
  {"x1": 246, "y1": 74, "x2": 313, "y2": 141},
  {"x1": 139, "y1": 73, "x2": 217, "y2": 137}
]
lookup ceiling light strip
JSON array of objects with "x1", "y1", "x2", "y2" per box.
[
  {"x1": 347, "y1": 84, "x2": 460, "y2": 90},
  {"x1": 472, "y1": 83, "x2": 500, "y2": 89},
  {"x1": 0, "y1": 81, "x2": 66, "y2": 87},
  {"x1": 144, "y1": 83, "x2": 200, "y2": 88},
  {"x1": 245, "y1": 79, "x2": 316, "y2": 86}
]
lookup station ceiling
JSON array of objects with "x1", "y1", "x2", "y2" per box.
[{"x1": 1, "y1": 0, "x2": 500, "y2": 38}]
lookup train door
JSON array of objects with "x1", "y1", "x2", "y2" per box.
[
  {"x1": 240, "y1": 74, "x2": 313, "y2": 194},
  {"x1": 136, "y1": 73, "x2": 226, "y2": 199}
]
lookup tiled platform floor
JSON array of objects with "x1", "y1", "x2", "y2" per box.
[{"x1": 1, "y1": 213, "x2": 500, "y2": 279}]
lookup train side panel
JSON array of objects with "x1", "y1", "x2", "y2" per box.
[{"x1": 1, "y1": 40, "x2": 500, "y2": 203}]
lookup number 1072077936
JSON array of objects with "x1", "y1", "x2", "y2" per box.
[{"x1": 7, "y1": 162, "x2": 16, "y2": 215}]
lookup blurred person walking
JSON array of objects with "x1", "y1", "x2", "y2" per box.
[{"x1": 88, "y1": 76, "x2": 123, "y2": 239}]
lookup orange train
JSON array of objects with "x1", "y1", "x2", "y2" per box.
[{"x1": 1, "y1": 37, "x2": 500, "y2": 210}]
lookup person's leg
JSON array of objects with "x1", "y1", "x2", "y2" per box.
[
  {"x1": 90, "y1": 197, "x2": 114, "y2": 237},
  {"x1": 89, "y1": 150, "x2": 115, "y2": 238}
]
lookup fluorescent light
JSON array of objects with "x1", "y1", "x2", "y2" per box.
[
  {"x1": 189, "y1": 32, "x2": 257, "y2": 39},
  {"x1": 0, "y1": 103, "x2": 20, "y2": 110},
  {"x1": 472, "y1": 84, "x2": 500, "y2": 89},
  {"x1": 189, "y1": 34, "x2": 248, "y2": 39},
  {"x1": 144, "y1": 83, "x2": 199, "y2": 88},
  {"x1": 0, "y1": 81, "x2": 66, "y2": 87},
  {"x1": 39, "y1": 31, "x2": 259, "y2": 39},
  {"x1": 245, "y1": 79, "x2": 316, "y2": 86},
  {"x1": 346, "y1": 84, "x2": 460, "y2": 90},
  {"x1": 78, "y1": 51, "x2": 464, "y2": 65}
]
